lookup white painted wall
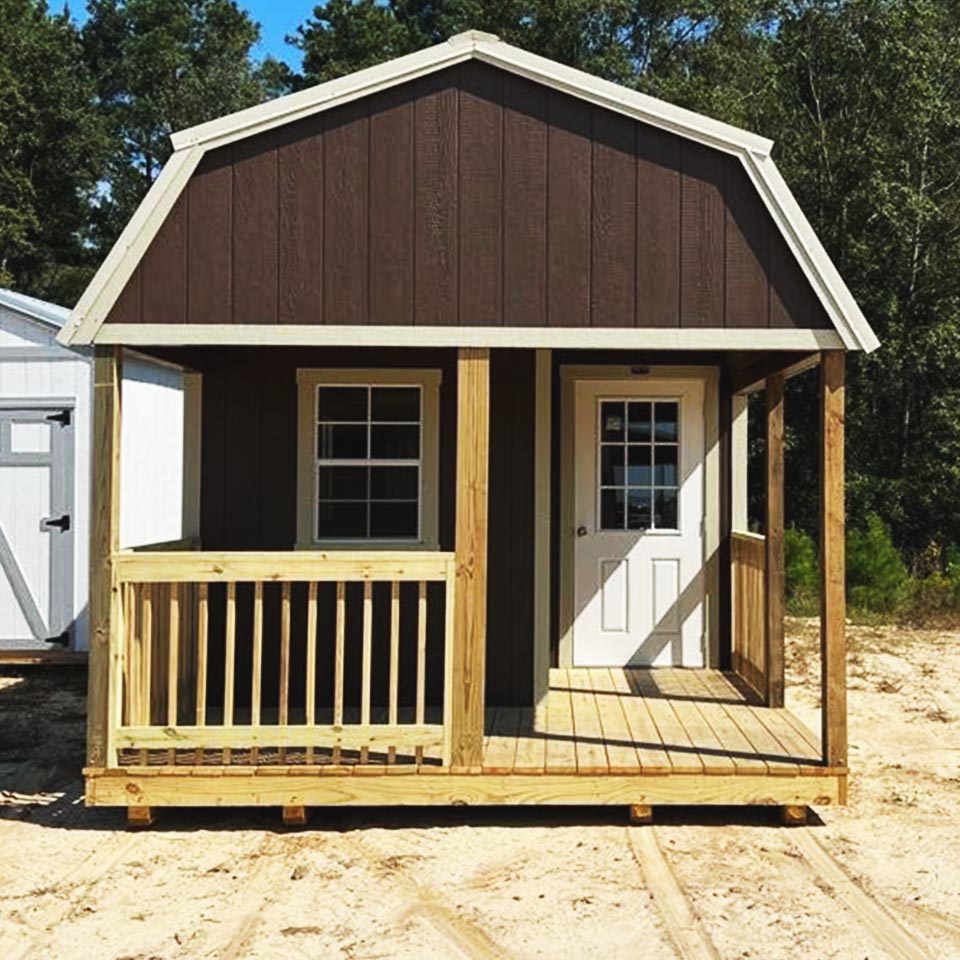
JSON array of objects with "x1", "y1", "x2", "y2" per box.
[{"x1": 0, "y1": 300, "x2": 191, "y2": 652}]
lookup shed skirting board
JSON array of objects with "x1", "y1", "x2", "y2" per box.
[
  {"x1": 84, "y1": 768, "x2": 846, "y2": 808},
  {"x1": 93, "y1": 324, "x2": 845, "y2": 351}
]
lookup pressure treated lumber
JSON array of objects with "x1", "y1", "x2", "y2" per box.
[
  {"x1": 89, "y1": 346, "x2": 122, "y2": 767},
  {"x1": 780, "y1": 804, "x2": 808, "y2": 826},
  {"x1": 451, "y1": 347, "x2": 490, "y2": 769},
  {"x1": 127, "y1": 805, "x2": 154, "y2": 827},
  {"x1": 282, "y1": 805, "x2": 309, "y2": 826},
  {"x1": 765, "y1": 372, "x2": 785, "y2": 708},
  {"x1": 820, "y1": 351, "x2": 847, "y2": 767}
]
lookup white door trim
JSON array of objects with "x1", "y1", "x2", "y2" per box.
[{"x1": 558, "y1": 365, "x2": 719, "y2": 667}]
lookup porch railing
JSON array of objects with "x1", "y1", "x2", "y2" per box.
[
  {"x1": 731, "y1": 531, "x2": 766, "y2": 698},
  {"x1": 105, "y1": 550, "x2": 456, "y2": 768}
]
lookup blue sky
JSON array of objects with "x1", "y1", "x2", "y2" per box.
[{"x1": 244, "y1": 0, "x2": 307, "y2": 67}]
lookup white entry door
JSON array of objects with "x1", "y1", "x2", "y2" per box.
[{"x1": 572, "y1": 378, "x2": 705, "y2": 667}]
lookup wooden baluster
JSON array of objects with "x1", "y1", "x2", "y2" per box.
[
  {"x1": 305, "y1": 581, "x2": 317, "y2": 764},
  {"x1": 360, "y1": 580, "x2": 372, "y2": 764},
  {"x1": 416, "y1": 581, "x2": 427, "y2": 766},
  {"x1": 123, "y1": 583, "x2": 136, "y2": 728},
  {"x1": 388, "y1": 581, "x2": 400, "y2": 764},
  {"x1": 333, "y1": 581, "x2": 345, "y2": 765},
  {"x1": 251, "y1": 581, "x2": 263, "y2": 764},
  {"x1": 167, "y1": 583, "x2": 180, "y2": 765},
  {"x1": 223, "y1": 582, "x2": 236, "y2": 764},
  {"x1": 195, "y1": 582, "x2": 208, "y2": 764},
  {"x1": 279, "y1": 581, "x2": 291, "y2": 762},
  {"x1": 139, "y1": 583, "x2": 152, "y2": 765}
]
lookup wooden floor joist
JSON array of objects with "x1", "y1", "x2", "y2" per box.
[{"x1": 282, "y1": 805, "x2": 309, "y2": 826}]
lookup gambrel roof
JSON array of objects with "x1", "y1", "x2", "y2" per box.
[{"x1": 58, "y1": 31, "x2": 878, "y2": 352}]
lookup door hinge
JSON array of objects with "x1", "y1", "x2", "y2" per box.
[
  {"x1": 44, "y1": 631, "x2": 69, "y2": 647},
  {"x1": 42, "y1": 514, "x2": 71, "y2": 532},
  {"x1": 46, "y1": 409, "x2": 71, "y2": 426}
]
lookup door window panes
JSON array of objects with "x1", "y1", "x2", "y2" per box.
[
  {"x1": 315, "y1": 385, "x2": 421, "y2": 540},
  {"x1": 597, "y1": 399, "x2": 680, "y2": 531}
]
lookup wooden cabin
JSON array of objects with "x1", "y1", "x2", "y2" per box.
[{"x1": 58, "y1": 32, "x2": 878, "y2": 825}]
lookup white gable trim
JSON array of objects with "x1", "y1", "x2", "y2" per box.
[
  {"x1": 0, "y1": 288, "x2": 69, "y2": 330},
  {"x1": 57, "y1": 31, "x2": 878, "y2": 352}
]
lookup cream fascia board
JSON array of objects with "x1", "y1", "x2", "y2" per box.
[
  {"x1": 57, "y1": 146, "x2": 203, "y2": 347},
  {"x1": 96, "y1": 323, "x2": 846, "y2": 351}
]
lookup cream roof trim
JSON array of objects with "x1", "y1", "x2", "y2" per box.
[{"x1": 58, "y1": 30, "x2": 879, "y2": 352}]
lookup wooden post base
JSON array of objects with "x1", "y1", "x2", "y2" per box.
[
  {"x1": 780, "y1": 804, "x2": 808, "y2": 826},
  {"x1": 127, "y1": 805, "x2": 155, "y2": 827},
  {"x1": 629, "y1": 804, "x2": 653, "y2": 825},
  {"x1": 282, "y1": 805, "x2": 309, "y2": 826}
]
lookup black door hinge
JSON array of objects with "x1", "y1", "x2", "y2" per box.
[
  {"x1": 46, "y1": 409, "x2": 71, "y2": 426},
  {"x1": 44, "y1": 631, "x2": 69, "y2": 647},
  {"x1": 42, "y1": 514, "x2": 71, "y2": 532}
]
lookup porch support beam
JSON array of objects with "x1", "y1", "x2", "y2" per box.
[
  {"x1": 764, "y1": 373, "x2": 785, "y2": 708},
  {"x1": 451, "y1": 347, "x2": 490, "y2": 769},
  {"x1": 820, "y1": 351, "x2": 846, "y2": 766},
  {"x1": 88, "y1": 346, "x2": 122, "y2": 767}
]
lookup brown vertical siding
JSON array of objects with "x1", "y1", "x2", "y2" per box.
[
  {"x1": 369, "y1": 87, "x2": 415, "y2": 325},
  {"x1": 187, "y1": 346, "x2": 533, "y2": 707},
  {"x1": 109, "y1": 62, "x2": 831, "y2": 332},
  {"x1": 278, "y1": 115, "x2": 324, "y2": 324}
]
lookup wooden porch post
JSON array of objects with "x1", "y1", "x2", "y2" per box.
[
  {"x1": 88, "y1": 346, "x2": 122, "y2": 767},
  {"x1": 820, "y1": 351, "x2": 846, "y2": 767},
  {"x1": 764, "y1": 373, "x2": 785, "y2": 708},
  {"x1": 451, "y1": 347, "x2": 490, "y2": 769}
]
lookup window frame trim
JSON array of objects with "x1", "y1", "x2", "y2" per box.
[{"x1": 296, "y1": 368, "x2": 442, "y2": 550}]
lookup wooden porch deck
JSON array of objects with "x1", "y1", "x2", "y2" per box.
[
  {"x1": 484, "y1": 668, "x2": 822, "y2": 776},
  {"x1": 86, "y1": 668, "x2": 844, "y2": 811}
]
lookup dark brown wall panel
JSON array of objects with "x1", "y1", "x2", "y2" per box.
[
  {"x1": 547, "y1": 92, "x2": 592, "y2": 327},
  {"x1": 725, "y1": 163, "x2": 769, "y2": 327},
  {"x1": 503, "y1": 74, "x2": 547, "y2": 326},
  {"x1": 324, "y1": 101, "x2": 368, "y2": 325},
  {"x1": 458, "y1": 62, "x2": 503, "y2": 326},
  {"x1": 415, "y1": 72, "x2": 459, "y2": 325},
  {"x1": 636, "y1": 127, "x2": 681, "y2": 327},
  {"x1": 110, "y1": 61, "x2": 835, "y2": 335},
  {"x1": 369, "y1": 88, "x2": 414, "y2": 325},
  {"x1": 680, "y1": 141, "x2": 725, "y2": 327},
  {"x1": 591, "y1": 110, "x2": 636, "y2": 327},
  {"x1": 140, "y1": 193, "x2": 186, "y2": 324},
  {"x1": 232, "y1": 132, "x2": 278, "y2": 325},
  {"x1": 278, "y1": 116, "x2": 323, "y2": 324}
]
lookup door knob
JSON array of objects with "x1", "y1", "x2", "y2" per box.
[{"x1": 576, "y1": 525, "x2": 588, "y2": 538}]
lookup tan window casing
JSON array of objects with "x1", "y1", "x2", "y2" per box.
[{"x1": 295, "y1": 368, "x2": 442, "y2": 550}]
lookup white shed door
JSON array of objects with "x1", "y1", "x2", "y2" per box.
[
  {"x1": 572, "y1": 379, "x2": 704, "y2": 667},
  {"x1": 0, "y1": 406, "x2": 74, "y2": 649}
]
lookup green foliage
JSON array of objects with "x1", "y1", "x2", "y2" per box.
[
  {"x1": 0, "y1": 0, "x2": 108, "y2": 301},
  {"x1": 847, "y1": 514, "x2": 910, "y2": 614},
  {"x1": 784, "y1": 526, "x2": 818, "y2": 614},
  {"x1": 81, "y1": 0, "x2": 281, "y2": 260}
]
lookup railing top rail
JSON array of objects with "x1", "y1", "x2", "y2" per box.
[
  {"x1": 115, "y1": 550, "x2": 456, "y2": 584},
  {"x1": 731, "y1": 529, "x2": 766, "y2": 543}
]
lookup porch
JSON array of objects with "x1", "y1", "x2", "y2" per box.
[{"x1": 84, "y1": 344, "x2": 847, "y2": 818}]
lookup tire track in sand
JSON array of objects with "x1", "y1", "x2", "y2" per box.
[{"x1": 626, "y1": 826, "x2": 721, "y2": 960}]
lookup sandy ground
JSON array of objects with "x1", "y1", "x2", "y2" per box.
[{"x1": 0, "y1": 621, "x2": 958, "y2": 960}]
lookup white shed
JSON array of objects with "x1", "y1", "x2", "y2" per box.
[{"x1": 0, "y1": 288, "x2": 196, "y2": 658}]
